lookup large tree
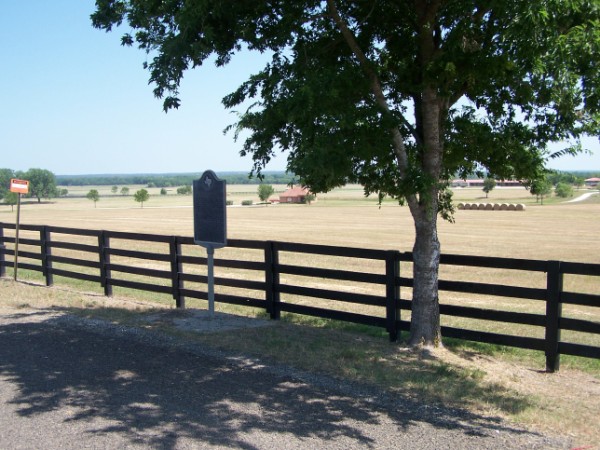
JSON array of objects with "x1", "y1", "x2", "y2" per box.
[
  {"x1": 92, "y1": 0, "x2": 600, "y2": 347},
  {"x1": 86, "y1": 189, "x2": 101, "y2": 207},
  {"x1": 257, "y1": 184, "x2": 275, "y2": 203},
  {"x1": 134, "y1": 188, "x2": 150, "y2": 208},
  {"x1": 527, "y1": 176, "x2": 553, "y2": 204},
  {"x1": 20, "y1": 168, "x2": 57, "y2": 203},
  {"x1": 0, "y1": 168, "x2": 14, "y2": 200},
  {"x1": 482, "y1": 178, "x2": 496, "y2": 199},
  {"x1": 3, "y1": 191, "x2": 18, "y2": 212}
]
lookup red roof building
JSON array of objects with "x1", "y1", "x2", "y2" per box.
[{"x1": 279, "y1": 187, "x2": 313, "y2": 203}]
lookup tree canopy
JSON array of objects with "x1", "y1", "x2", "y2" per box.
[
  {"x1": 3, "y1": 191, "x2": 18, "y2": 211},
  {"x1": 527, "y1": 177, "x2": 553, "y2": 204},
  {"x1": 257, "y1": 184, "x2": 275, "y2": 202},
  {"x1": 18, "y1": 168, "x2": 57, "y2": 203},
  {"x1": 0, "y1": 168, "x2": 14, "y2": 200},
  {"x1": 55, "y1": 171, "x2": 294, "y2": 187},
  {"x1": 482, "y1": 178, "x2": 496, "y2": 198},
  {"x1": 86, "y1": 189, "x2": 101, "y2": 207},
  {"x1": 92, "y1": 0, "x2": 600, "y2": 346},
  {"x1": 134, "y1": 188, "x2": 150, "y2": 207},
  {"x1": 554, "y1": 182, "x2": 574, "y2": 198}
]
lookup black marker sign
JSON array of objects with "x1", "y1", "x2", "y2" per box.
[{"x1": 193, "y1": 170, "x2": 227, "y2": 248}]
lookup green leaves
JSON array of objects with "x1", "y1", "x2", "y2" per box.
[
  {"x1": 257, "y1": 184, "x2": 275, "y2": 202},
  {"x1": 92, "y1": 0, "x2": 600, "y2": 214},
  {"x1": 0, "y1": 168, "x2": 14, "y2": 200},
  {"x1": 86, "y1": 189, "x2": 100, "y2": 207},
  {"x1": 120, "y1": 34, "x2": 133, "y2": 46},
  {"x1": 133, "y1": 188, "x2": 150, "y2": 207},
  {"x1": 20, "y1": 168, "x2": 57, "y2": 203}
]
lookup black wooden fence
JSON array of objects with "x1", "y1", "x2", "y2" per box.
[{"x1": 0, "y1": 222, "x2": 599, "y2": 372}]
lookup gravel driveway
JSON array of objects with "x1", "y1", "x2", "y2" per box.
[{"x1": 0, "y1": 309, "x2": 570, "y2": 449}]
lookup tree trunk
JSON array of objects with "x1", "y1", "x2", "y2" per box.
[
  {"x1": 330, "y1": 0, "x2": 445, "y2": 347},
  {"x1": 408, "y1": 212, "x2": 442, "y2": 347},
  {"x1": 407, "y1": 83, "x2": 444, "y2": 347}
]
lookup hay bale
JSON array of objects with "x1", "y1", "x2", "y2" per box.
[
  {"x1": 457, "y1": 202, "x2": 465, "y2": 210},
  {"x1": 463, "y1": 203, "x2": 472, "y2": 210},
  {"x1": 516, "y1": 203, "x2": 526, "y2": 211},
  {"x1": 478, "y1": 203, "x2": 487, "y2": 210},
  {"x1": 500, "y1": 203, "x2": 509, "y2": 210},
  {"x1": 493, "y1": 203, "x2": 502, "y2": 210},
  {"x1": 508, "y1": 204, "x2": 517, "y2": 211},
  {"x1": 485, "y1": 203, "x2": 494, "y2": 210}
]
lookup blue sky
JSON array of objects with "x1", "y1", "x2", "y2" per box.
[{"x1": 1, "y1": 1, "x2": 599, "y2": 176}]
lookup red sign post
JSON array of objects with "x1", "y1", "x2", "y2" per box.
[
  {"x1": 9, "y1": 178, "x2": 29, "y2": 280},
  {"x1": 10, "y1": 178, "x2": 29, "y2": 194}
]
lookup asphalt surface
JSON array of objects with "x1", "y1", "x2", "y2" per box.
[{"x1": 0, "y1": 310, "x2": 570, "y2": 449}]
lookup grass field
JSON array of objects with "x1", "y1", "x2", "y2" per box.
[
  {"x1": 1, "y1": 184, "x2": 599, "y2": 445},
  {"x1": 3, "y1": 185, "x2": 599, "y2": 260}
]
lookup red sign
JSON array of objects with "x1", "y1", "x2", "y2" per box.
[{"x1": 10, "y1": 178, "x2": 29, "y2": 194}]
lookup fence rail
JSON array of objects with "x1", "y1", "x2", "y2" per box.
[{"x1": 1, "y1": 222, "x2": 599, "y2": 372}]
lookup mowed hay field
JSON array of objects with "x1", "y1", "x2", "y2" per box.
[{"x1": 3, "y1": 185, "x2": 598, "y2": 261}]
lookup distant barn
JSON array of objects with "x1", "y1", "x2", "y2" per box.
[
  {"x1": 279, "y1": 187, "x2": 313, "y2": 204},
  {"x1": 451, "y1": 179, "x2": 524, "y2": 188},
  {"x1": 584, "y1": 177, "x2": 600, "y2": 187}
]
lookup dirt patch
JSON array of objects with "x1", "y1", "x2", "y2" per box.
[{"x1": 142, "y1": 308, "x2": 275, "y2": 334}]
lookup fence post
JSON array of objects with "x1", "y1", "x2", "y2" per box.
[
  {"x1": 265, "y1": 241, "x2": 280, "y2": 320},
  {"x1": 386, "y1": 250, "x2": 400, "y2": 342},
  {"x1": 98, "y1": 231, "x2": 112, "y2": 297},
  {"x1": 40, "y1": 226, "x2": 53, "y2": 286},
  {"x1": 170, "y1": 236, "x2": 185, "y2": 309},
  {"x1": 545, "y1": 260, "x2": 563, "y2": 373},
  {"x1": 0, "y1": 226, "x2": 5, "y2": 278}
]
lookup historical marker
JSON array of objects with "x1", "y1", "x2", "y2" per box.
[
  {"x1": 193, "y1": 170, "x2": 227, "y2": 248},
  {"x1": 193, "y1": 170, "x2": 227, "y2": 317}
]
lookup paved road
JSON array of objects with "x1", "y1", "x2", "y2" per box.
[
  {"x1": 565, "y1": 191, "x2": 599, "y2": 203},
  {"x1": 0, "y1": 310, "x2": 568, "y2": 449}
]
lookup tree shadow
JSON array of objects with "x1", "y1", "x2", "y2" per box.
[{"x1": 0, "y1": 312, "x2": 557, "y2": 448}]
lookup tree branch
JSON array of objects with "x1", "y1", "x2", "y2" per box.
[
  {"x1": 326, "y1": 0, "x2": 422, "y2": 215},
  {"x1": 325, "y1": 1, "x2": 410, "y2": 167}
]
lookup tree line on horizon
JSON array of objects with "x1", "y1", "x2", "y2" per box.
[
  {"x1": 54, "y1": 171, "x2": 296, "y2": 187},
  {"x1": 2, "y1": 167, "x2": 597, "y2": 208},
  {"x1": 0, "y1": 168, "x2": 297, "y2": 204},
  {"x1": 56, "y1": 170, "x2": 600, "y2": 188}
]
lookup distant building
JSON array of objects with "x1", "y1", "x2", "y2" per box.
[
  {"x1": 451, "y1": 179, "x2": 523, "y2": 188},
  {"x1": 584, "y1": 177, "x2": 600, "y2": 187},
  {"x1": 279, "y1": 187, "x2": 313, "y2": 203}
]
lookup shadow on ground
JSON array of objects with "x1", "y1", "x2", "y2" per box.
[{"x1": 0, "y1": 311, "x2": 558, "y2": 449}]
